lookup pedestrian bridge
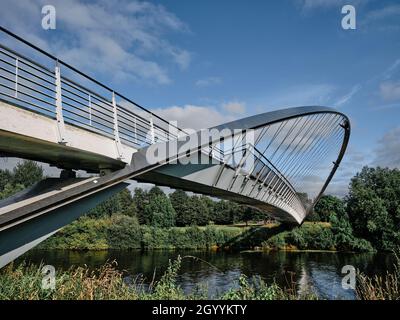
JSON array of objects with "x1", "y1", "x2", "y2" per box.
[{"x1": 0, "y1": 27, "x2": 350, "y2": 267}]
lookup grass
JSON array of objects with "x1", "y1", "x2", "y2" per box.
[
  {"x1": 3, "y1": 249, "x2": 400, "y2": 300},
  {"x1": 356, "y1": 249, "x2": 400, "y2": 300},
  {"x1": 0, "y1": 256, "x2": 318, "y2": 300}
]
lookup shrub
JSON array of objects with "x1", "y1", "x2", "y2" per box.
[{"x1": 107, "y1": 215, "x2": 142, "y2": 249}]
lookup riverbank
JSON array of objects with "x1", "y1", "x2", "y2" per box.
[
  {"x1": 0, "y1": 256, "x2": 316, "y2": 300},
  {"x1": 2, "y1": 251, "x2": 399, "y2": 300},
  {"x1": 38, "y1": 214, "x2": 374, "y2": 252}
]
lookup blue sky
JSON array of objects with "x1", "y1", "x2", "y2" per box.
[{"x1": 0, "y1": 0, "x2": 399, "y2": 196}]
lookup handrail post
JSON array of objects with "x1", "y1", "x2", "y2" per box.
[
  {"x1": 134, "y1": 116, "x2": 137, "y2": 145},
  {"x1": 55, "y1": 61, "x2": 67, "y2": 144},
  {"x1": 149, "y1": 117, "x2": 155, "y2": 144},
  {"x1": 14, "y1": 57, "x2": 18, "y2": 98},
  {"x1": 88, "y1": 93, "x2": 92, "y2": 126},
  {"x1": 112, "y1": 91, "x2": 123, "y2": 159}
]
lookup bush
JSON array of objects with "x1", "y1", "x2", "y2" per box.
[
  {"x1": 347, "y1": 167, "x2": 400, "y2": 251},
  {"x1": 143, "y1": 195, "x2": 176, "y2": 228},
  {"x1": 107, "y1": 215, "x2": 142, "y2": 249}
]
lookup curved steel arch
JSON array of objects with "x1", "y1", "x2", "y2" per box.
[
  {"x1": 131, "y1": 105, "x2": 350, "y2": 223},
  {"x1": 210, "y1": 105, "x2": 350, "y2": 214}
]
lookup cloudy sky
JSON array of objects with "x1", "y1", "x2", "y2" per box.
[{"x1": 0, "y1": 0, "x2": 399, "y2": 196}]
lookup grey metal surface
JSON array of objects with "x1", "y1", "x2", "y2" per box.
[{"x1": 0, "y1": 181, "x2": 128, "y2": 268}]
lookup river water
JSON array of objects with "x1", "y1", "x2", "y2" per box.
[{"x1": 18, "y1": 250, "x2": 395, "y2": 300}]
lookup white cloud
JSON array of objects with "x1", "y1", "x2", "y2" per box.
[
  {"x1": 150, "y1": 99, "x2": 248, "y2": 131},
  {"x1": 334, "y1": 84, "x2": 362, "y2": 107},
  {"x1": 382, "y1": 59, "x2": 400, "y2": 80},
  {"x1": 359, "y1": 4, "x2": 400, "y2": 31},
  {"x1": 150, "y1": 105, "x2": 236, "y2": 130},
  {"x1": 195, "y1": 77, "x2": 222, "y2": 87},
  {"x1": 373, "y1": 127, "x2": 400, "y2": 169},
  {"x1": 0, "y1": 0, "x2": 191, "y2": 84},
  {"x1": 298, "y1": 0, "x2": 364, "y2": 12},
  {"x1": 365, "y1": 4, "x2": 400, "y2": 22},
  {"x1": 222, "y1": 101, "x2": 246, "y2": 115},
  {"x1": 380, "y1": 82, "x2": 400, "y2": 101}
]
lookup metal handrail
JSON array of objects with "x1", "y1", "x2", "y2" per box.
[
  {"x1": 223, "y1": 142, "x2": 305, "y2": 214},
  {"x1": 0, "y1": 27, "x2": 185, "y2": 133},
  {"x1": 0, "y1": 26, "x2": 228, "y2": 159},
  {"x1": 0, "y1": 26, "x2": 180, "y2": 147}
]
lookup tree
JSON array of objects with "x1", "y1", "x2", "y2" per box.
[
  {"x1": 148, "y1": 186, "x2": 165, "y2": 199},
  {"x1": 0, "y1": 182, "x2": 25, "y2": 200},
  {"x1": 346, "y1": 166, "x2": 400, "y2": 250},
  {"x1": 186, "y1": 195, "x2": 209, "y2": 226},
  {"x1": 314, "y1": 195, "x2": 346, "y2": 222},
  {"x1": 143, "y1": 194, "x2": 176, "y2": 228},
  {"x1": 241, "y1": 206, "x2": 265, "y2": 225},
  {"x1": 133, "y1": 187, "x2": 148, "y2": 224},
  {"x1": 0, "y1": 160, "x2": 43, "y2": 200},
  {"x1": 170, "y1": 189, "x2": 191, "y2": 226},
  {"x1": 116, "y1": 188, "x2": 136, "y2": 217},
  {"x1": 12, "y1": 160, "x2": 43, "y2": 187},
  {"x1": 87, "y1": 188, "x2": 135, "y2": 218},
  {"x1": 0, "y1": 169, "x2": 12, "y2": 191},
  {"x1": 212, "y1": 200, "x2": 239, "y2": 225},
  {"x1": 170, "y1": 190, "x2": 210, "y2": 226}
]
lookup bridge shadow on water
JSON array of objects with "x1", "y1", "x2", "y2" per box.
[{"x1": 222, "y1": 224, "x2": 293, "y2": 250}]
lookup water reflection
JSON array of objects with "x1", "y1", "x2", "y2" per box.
[{"x1": 18, "y1": 250, "x2": 394, "y2": 300}]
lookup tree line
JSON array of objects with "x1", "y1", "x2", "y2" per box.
[
  {"x1": 87, "y1": 185, "x2": 265, "y2": 227},
  {"x1": 306, "y1": 166, "x2": 400, "y2": 251},
  {"x1": 1, "y1": 161, "x2": 400, "y2": 251}
]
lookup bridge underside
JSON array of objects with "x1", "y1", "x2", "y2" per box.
[{"x1": 0, "y1": 100, "x2": 137, "y2": 172}]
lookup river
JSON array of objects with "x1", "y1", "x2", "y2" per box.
[{"x1": 17, "y1": 250, "x2": 395, "y2": 300}]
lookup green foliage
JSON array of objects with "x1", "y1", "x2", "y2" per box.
[
  {"x1": 151, "y1": 256, "x2": 184, "y2": 299},
  {"x1": 170, "y1": 189, "x2": 193, "y2": 226},
  {"x1": 241, "y1": 207, "x2": 265, "y2": 225},
  {"x1": 143, "y1": 194, "x2": 176, "y2": 228},
  {"x1": 263, "y1": 222, "x2": 374, "y2": 252},
  {"x1": 106, "y1": 215, "x2": 142, "y2": 249},
  {"x1": 314, "y1": 195, "x2": 346, "y2": 222},
  {"x1": 0, "y1": 182, "x2": 25, "y2": 200},
  {"x1": 3, "y1": 160, "x2": 398, "y2": 253},
  {"x1": 39, "y1": 216, "x2": 244, "y2": 250},
  {"x1": 0, "y1": 160, "x2": 43, "y2": 200},
  {"x1": 148, "y1": 186, "x2": 165, "y2": 199},
  {"x1": 12, "y1": 160, "x2": 43, "y2": 187},
  {"x1": 0, "y1": 257, "x2": 318, "y2": 300},
  {"x1": 39, "y1": 215, "x2": 110, "y2": 250},
  {"x1": 0, "y1": 261, "x2": 135, "y2": 300},
  {"x1": 347, "y1": 167, "x2": 400, "y2": 251},
  {"x1": 219, "y1": 273, "x2": 317, "y2": 300},
  {"x1": 133, "y1": 187, "x2": 148, "y2": 222},
  {"x1": 186, "y1": 196, "x2": 209, "y2": 226},
  {"x1": 212, "y1": 200, "x2": 242, "y2": 225},
  {"x1": 0, "y1": 169, "x2": 12, "y2": 191},
  {"x1": 87, "y1": 188, "x2": 135, "y2": 218},
  {"x1": 356, "y1": 247, "x2": 400, "y2": 300}
]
